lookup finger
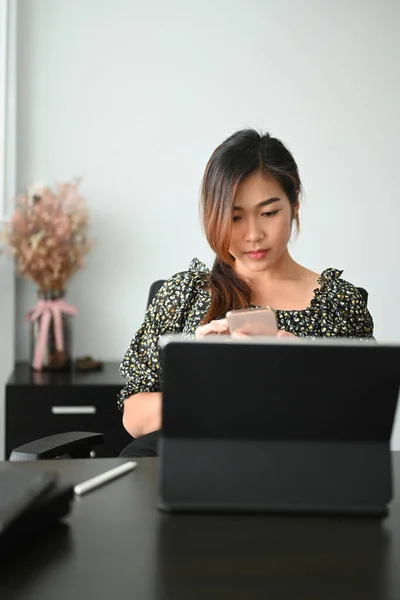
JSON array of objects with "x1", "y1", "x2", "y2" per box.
[
  {"x1": 277, "y1": 330, "x2": 296, "y2": 339},
  {"x1": 211, "y1": 320, "x2": 229, "y2": 331},
  {"x1": 216, "y1": 319, "x2": 229, "y2": 328},
  {"x1": 196, "y1": 322, "x2": 228, "y2": 338},
  {"x1": 209, "y1": 322, "x2": 229, "y2": 335},
  {"x1": 231, "y1": 331, "x2": 250, "y2": 339},
  {"x1": 196, "y1": 326, "x2": 210, "y2": 339}
]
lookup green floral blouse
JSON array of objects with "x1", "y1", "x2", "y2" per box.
[{"x1": 118, "y1": 258, "x2": 374, "y2": 411}]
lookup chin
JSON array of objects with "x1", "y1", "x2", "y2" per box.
[
  {"x1": 246, "y1": 262, "x2": 271, "y2": 271},
  {"x1": 237, "y1": 256, "x2": 272, "y2": 272}
]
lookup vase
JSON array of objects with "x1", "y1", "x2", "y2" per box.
[{"x1": 29, "y1": 289, "x2": 74, "y2": 372}]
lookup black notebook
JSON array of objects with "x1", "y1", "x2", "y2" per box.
[{"x1": 0, "y1": 468, "x2": 74, "y2": 557}]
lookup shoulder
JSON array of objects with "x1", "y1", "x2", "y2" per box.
[
  {"x1": 150, "y1": 258, "x2": 210, "y2": 307},
  {"x1": 162, "y1": 257, "x2": 209, "y2": 290},
  {"x1": 171, "y1": 257, "x2": 209, "y2": 284},
  {"x1": 318, "y1": 268, "x2": 371, "y2": 325},
  {"x1": 318, "y1": 268, "x2": 366, "y2": 303},
  {"x1": 317, "y1": 268, "x2": 373, "y2": 336}
]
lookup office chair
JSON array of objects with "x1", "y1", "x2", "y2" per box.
[
  {"x1": 8, "y1": 283, "x2": 369, "y2": 460},
  {"x1": 357, "y1": 287, "x2": 368, "y2": 305}
]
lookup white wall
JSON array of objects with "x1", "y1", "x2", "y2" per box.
[
  {"x1": 13, "y1": 1, "x2": 400, "y2": 441},
  {"x1": 0, "y1": 0, "x2": 16, "y2": 461},
  {"x1": 0, "y1": 261, "x2": 14, "y2": 460}
]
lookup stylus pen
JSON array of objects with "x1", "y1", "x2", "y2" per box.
[{"x1": 74, "y1": 461, "x2": 137, "y2": 496}]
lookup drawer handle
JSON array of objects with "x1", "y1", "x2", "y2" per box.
[{"x1": 51, "y1": 406, "x2": 97, "y2": 415}]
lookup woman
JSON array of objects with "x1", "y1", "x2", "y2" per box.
[{"x1": 118, "y1": 129, "x2": 374, "y2": 456}]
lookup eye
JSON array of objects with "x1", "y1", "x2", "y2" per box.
[
  {"x1": 233, "y1": 215, "x2": 242, "y2": 222},
  {"x1": 262, "y1": 210, "x2": 279, "y2": 218}
]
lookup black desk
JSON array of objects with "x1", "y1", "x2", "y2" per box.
[
  {"x1": 1, "y1": 455, "x2": 400, "y2": 600},
  {"x1": 5, "y1": 362, "x2": 132, "y2": 458}
]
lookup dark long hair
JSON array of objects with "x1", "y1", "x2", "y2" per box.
[{"x1": 200, "y1": 129, "x2": 302, "y2": 324}]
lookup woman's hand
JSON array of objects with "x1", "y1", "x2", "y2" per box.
[
  {"x1": 196, "y1": 322, "x2": 297, "y2": 340},
  {"x1": 231, "y1": 330, "x2": 250, "y2": 339},
  {"x1": 277, "y1": 330, "x2": 296, "y2": 338},
  {"x1": 195, "y1": 319, "x2": 229, "y2": 339},
  {"x1": 231, "y1": 329, "x2": 296, "y2": 340}
]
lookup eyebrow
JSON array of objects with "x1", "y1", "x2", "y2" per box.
[{"x1": 233, "y1": 197, "x2": 282, "y2": 210}]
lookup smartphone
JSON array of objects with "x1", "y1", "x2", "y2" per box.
[{"x1": 226, "y1": 307, "x2": 278, "y2": 337}]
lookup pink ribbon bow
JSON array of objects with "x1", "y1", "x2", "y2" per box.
[{"x1": 25, "y1": 298, "x2": 78, "y2": 371}]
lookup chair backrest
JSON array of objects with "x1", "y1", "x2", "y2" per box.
[
  {"x1": 146, "y1": 281, "x2": 369, "y2": 310},
  {"x1": 357, "y1": 287, "x2": 368, "y2": 306},
  {"x1": 146, "y1": 280, "x2": 166, "y2": 309}
]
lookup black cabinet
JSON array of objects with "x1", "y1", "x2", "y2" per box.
[{"x1": 5, "y1": 362, "x2": 132, "y2": 459}]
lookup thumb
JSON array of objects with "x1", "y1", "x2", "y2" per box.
[{"x1": 277, "y1": 330, "x2": 292, "y2": 338}]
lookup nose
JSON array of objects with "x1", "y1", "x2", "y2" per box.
[{"x1": 244, "y1": 217, "x2": 265, "y2": 244}]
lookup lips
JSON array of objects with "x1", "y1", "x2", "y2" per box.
[{"x1": 246, "y1": 249, "x2": 268, "y2": 260}]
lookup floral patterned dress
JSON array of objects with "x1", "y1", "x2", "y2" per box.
[{"x1": 118, "y1": 258, "x2": 374, "y2": 411}]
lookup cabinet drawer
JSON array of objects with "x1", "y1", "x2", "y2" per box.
[{"x1": 6, "y1": 383, "x2": 132, "y2": 458}]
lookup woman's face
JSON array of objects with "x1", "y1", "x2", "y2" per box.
[{"x1": 229, "y1": 172, "x2": 296, "y2": 273}]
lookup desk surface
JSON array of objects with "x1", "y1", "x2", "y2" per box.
[{"x1": 1, "y1": 455, "x2": 400, "y2": 600}]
